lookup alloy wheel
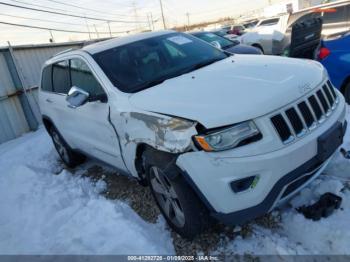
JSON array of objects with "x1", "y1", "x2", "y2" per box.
[{"x1": 150, "y1": 166, "x2": 185, "y2": 228}]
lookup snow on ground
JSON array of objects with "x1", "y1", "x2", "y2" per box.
[
  {"x1": 0, "y1": 108, "x2": 349, "y2": 255},
  {"x1": 0, "y1": 130, "x2": 174, "y2": 254}
]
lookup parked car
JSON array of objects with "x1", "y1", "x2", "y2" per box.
[
  {"x1": 243, "y1": 19, "x2": 259, "y2": 30},
  {"x1": 39, "y1": 30, "x2": 347, "y2": 239},
  {"x1": 191, "y1": 31, "x2": 262, "y2": 55},
  {"x1": 221, "y1": 24, "x2": 247, "y2": 36},
  {"x1": 211, "y1": 29, "x2": 238, "y2": 41},
  {"x1": 240, "y1": 0, "x2": 350, "y2": 55},
  {"x1": 317, "y1": 31, "x2": 350, "y2": 103}
]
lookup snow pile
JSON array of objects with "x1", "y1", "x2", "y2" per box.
[
  {"x1": 221, "y1": 107, "x2": 350, "y2": 255},
  {"x1": 0, "y1": 130, "x2": 174, "y2": 254}
]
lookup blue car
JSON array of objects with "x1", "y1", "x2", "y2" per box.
[{"x1": 317, "y1": 32, "x2": 350, "y2": 103}]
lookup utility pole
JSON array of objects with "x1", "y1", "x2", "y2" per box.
[
  {"x1": 147, "y1": 14, "x2": 152, "y2": 31},
  {"x1": 48, "y1": 30, "x2": 55, "y2": 43},
  {"x1": 186, "y1": 12, "x2": 190, "y2": 29},
  {"x1": 107, "y1": 21, "x2": 112, "y2": 37},
  {"x1": 93, "y1": 24, "x2": 99, "y2": 38},
  {"x1": 84, "y1": 15, "x2": 92, "y2": 40},
  {"x1": 159, "y1": 0, "x2": 166, "y2": 29},
  {"x1": 132, "y1": 1, "x2": 141, "y2": 31},
  {"x1": 150, "y1": 12, "x2": 155, "y2": 30}
]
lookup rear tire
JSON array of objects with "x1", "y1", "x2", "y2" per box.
[
  {"x1": 343, "y1": 82, "x2": 350, "y2": 104},
  {"x1": 144, "y1": 148, "x2": 210, "y2": 239},
  {"x1": 49, "y1": 126, "x2": 85, "y2": 168}
]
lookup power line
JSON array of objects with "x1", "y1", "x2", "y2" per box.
[
  {"x1": 0, "y1": 12, "x2": 86, "y2": 26},
  {"x1": 0, "y1": 20, "x2": 139, "y2": 34},
  {"x1": 41, "y1": 0, "x2": 149, "y2": 18},
  {"x1": 0, "y1": 1, "x2": 149, "y2": 23}
]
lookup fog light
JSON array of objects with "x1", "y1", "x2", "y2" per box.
[{"x1": 230, "y1": 176, "x2": 260, "y2": 193}]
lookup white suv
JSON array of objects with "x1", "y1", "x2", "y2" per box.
[{"x1": 39, "y1": 31, "x2": 347, "y2": 238}]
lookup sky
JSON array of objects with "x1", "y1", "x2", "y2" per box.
[{"x1": 0, "y1": 0, "x2": 273, "y2": 46}]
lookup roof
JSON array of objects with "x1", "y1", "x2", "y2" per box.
[{"x1": 83, "y1": 30, "x2": 176, "y2": 54}]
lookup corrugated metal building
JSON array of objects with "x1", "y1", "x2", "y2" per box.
[{"x1": 0, "y1": 40, "x2": 100, "y2": 144}]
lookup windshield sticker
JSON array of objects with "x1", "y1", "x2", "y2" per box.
[
  {"x1": 205, "y1": 33, "x2": 217, "y2": 38},
  {"x1": 167, "y1": 36, "x2": 193, "y2": 45}
]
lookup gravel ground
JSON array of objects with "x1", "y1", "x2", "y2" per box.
[{"x1": 81, "y1": 164, "x2": 281, "y2": 256}]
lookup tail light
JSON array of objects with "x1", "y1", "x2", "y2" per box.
[{"x1": 318, "y1": 47, "x2": 331, "y2": 60}]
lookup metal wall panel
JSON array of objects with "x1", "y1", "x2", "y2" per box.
[
  {"x1": 0, "y1": 42, "x2": 83, "y2": 144},
  {"x1": 12, "y1": 45, "x2": 82, "y2": 124},
  {"x1": 13, "y1": 45, "x2": 81, "y2": 89},
  {"x1": 0, "y1": 52, "x2": 29, "y2": 143},
  {"x1": 0, "y1": 52, "x2": 16, "y2": 96},
  {"x1": 0, "y1": 97, "x2": 29, "y2": 144}
]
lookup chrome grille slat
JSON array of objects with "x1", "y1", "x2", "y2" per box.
[
  {"x1": 271, "y1": 82, "x2": 339, "y2": 144},
  {"x1": 327, "y1": 80, "x2": 337, "y2": 99},
  {"x1": 323, "y1": 84, "x2": 334, "y2": 107}
]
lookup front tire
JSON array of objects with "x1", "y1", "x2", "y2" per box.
[
  {"x1": 144, "y1": 148, "x2": 210, "y2": 239},
  {"x1": 49, "y1": 126, "x2": 85, "y2": 168}
]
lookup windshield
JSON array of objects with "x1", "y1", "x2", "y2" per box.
[
  {"x1": 93, "y1": 32, "x2": 228, "y2": 93},
  {"x1": 193, "y1": 32, "x2": 235, "y2": 49}
]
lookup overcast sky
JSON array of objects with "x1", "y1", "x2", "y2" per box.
[{"x1": 0, "y1": 0, "x2": 271, "y2": 46}]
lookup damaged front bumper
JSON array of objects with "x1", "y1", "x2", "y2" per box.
[{"x1": 176, "y1": 96, "x2": 347, "y2": 226}]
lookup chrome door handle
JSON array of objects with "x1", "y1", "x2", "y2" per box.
[
  {"x1": 67, "y1": 104, "x2": 77, "y2": 109},
  {"x1": 46, "y1": 98, "x2": 53, "y2": 103}
]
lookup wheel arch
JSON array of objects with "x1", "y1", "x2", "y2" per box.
[
  {"x1": 134, "y1": 142, "x2": 215, "y2": 212},
  {"x1": 340, "y1": 75, "x2": 350, "y2": 95},
  {"x1": 252, "y1": 43, "x2": 264, "y2": 54},
  {"x1": 42, "y1": 115, "x2": 54, "y2": 133}
]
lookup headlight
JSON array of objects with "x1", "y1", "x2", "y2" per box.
[{"x1": 194, "y1": 121, "x2": 261, "y2": 152}]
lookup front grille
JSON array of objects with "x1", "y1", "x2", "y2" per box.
[
  {"x1": 309, "y1": 95, "x2": 323, "y2": 120},
  {"x1": 271, "y1": 115, "x2": 292, "y2": 142},
  {"x1": 271, "y1": 82, "x2": 338, "y2": 143},
  {"x1": 298, "y1": 102, "x2": 314, "y2": 128},
  {"x1": 285, "y1": 107, "x2": 304, "y2": 135},
  {"x1": 317, "y1": 89, "x2": 330, "y2": 113}
]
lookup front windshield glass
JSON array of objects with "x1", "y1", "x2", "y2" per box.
[
  {"x1": 194, "y1": 32, "x2": 234, "y2": 49},
  {"x1": 93, "y1": 32, "x2": 228, "y2": 93}
]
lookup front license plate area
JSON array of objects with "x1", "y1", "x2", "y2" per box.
[{"x1": 317, "y1": 122, "x2": 343, "y2": 162}]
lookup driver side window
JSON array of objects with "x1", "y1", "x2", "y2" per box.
[{"x1": 70, "y1": 58, "x2": 106, "y2": 98}]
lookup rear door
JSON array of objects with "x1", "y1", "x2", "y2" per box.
[{"x1": 41, "y1": 60, "x2": 73, "y2": 141}]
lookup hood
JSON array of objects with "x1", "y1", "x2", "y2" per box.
[{"x1": 129, "y1": 55, "x2": 326, "y2": 128}]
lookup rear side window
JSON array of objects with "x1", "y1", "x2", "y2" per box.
[
  {"x1": 41, "y1": 65, "x2": 52, "y2": 92},
  {"x1": 70, "y1": 58, "x2": 105, "y2": 97},
  {"x1": 52, "y1": 60, "x2": 70, "y2": 94}
]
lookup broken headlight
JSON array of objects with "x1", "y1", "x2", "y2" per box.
[{"x1": 194, "y1": 121, "x2": 261, "y2": 152}]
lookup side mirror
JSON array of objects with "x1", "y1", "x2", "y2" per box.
[
  {"x1": 66, "y1": 86, "x2": 89, "y2": 108},
  {"x1": 211, "y1": 41, "x2": 222, "y2": 49}
]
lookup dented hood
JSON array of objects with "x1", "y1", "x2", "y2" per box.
[{"x1": 129, "y1": 55, "x2": 326, "y2": 128}]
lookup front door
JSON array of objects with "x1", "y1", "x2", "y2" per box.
[{"x1": 51, "y1": 57, "x2": 125, "y2": 169}]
